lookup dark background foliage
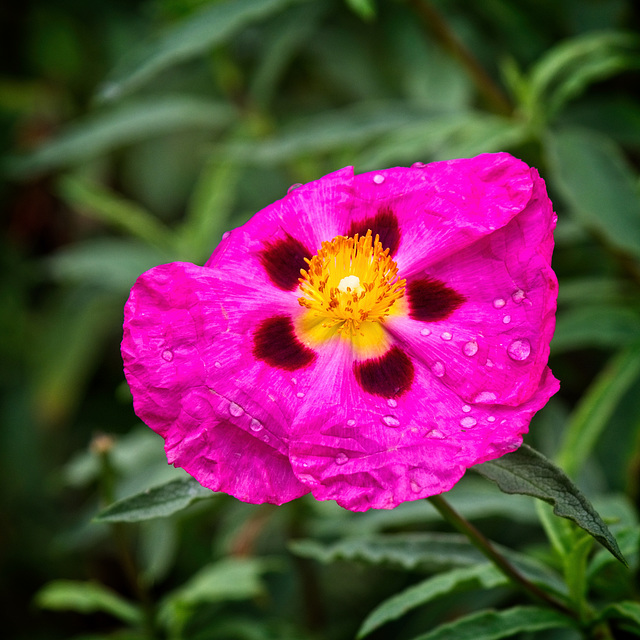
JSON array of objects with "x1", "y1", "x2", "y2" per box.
[{"x1": 2, "y1": 1, "x2": 640, "y2": 639}]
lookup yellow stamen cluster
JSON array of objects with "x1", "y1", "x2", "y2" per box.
[{"x1": 298, "y1": 230, "x2": 405, "y2": 338}]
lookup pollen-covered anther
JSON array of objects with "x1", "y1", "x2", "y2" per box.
[{"x1": 298, "y1": 230, "x2": 405, "y2": 337}]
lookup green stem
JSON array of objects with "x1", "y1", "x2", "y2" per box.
[
  {"x1": 428, "y1": 494, "x2": 577, "y2": 619},
  {"x1": 408, "y1": 0, "x2": 513, "y2": 116}
]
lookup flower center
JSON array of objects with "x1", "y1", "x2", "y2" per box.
[{"x1": 298, "y1": 230, "x2": 405, "y2": 338}]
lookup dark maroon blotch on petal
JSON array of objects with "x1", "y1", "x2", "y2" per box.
[
  {"x1": 353, "y1": 346, "x2": 414, "y2": 398},
  {"x1": 407, "y1": 277, "x2": 466, "y2": 322},
  {"x1": 259, "y1": 234, "x2": 311, "y2": 291},
  {"x1": 253, "y1": 316, "x2": 316, "y2": 371},
  {"x1": 348, "y1": 206, "x2": 401, "y2": 256}
]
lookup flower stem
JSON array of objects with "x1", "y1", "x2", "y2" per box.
[{"x1": 428, "y1": 494, "x2": 577, "y2": 619}]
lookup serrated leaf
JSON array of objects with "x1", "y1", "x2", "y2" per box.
[
  {"x1": 35, "y1": 580, "x2": 142, "y2": 625},
  {"x1": 547, "y1": 127, "x2": 640, "y2": 259},
  {"x1": 290, "y1": 533, "x2": 565, "y2": 595},
  {"x1": 6, "y1": 96, "x2": 235, "y2": 177},
  {"x1": 98, "y1": 0, "x2": 304, "y2": 101},
  {"x1": 409, "y1": 606, "x2": 574, "y2": 640},
  {"x1": 557, "y1": 343, "x2": 640, "y2": 477},
  {"x1": 358, "y1": 564, "x2": 506, "y2": 638},
  {"x1": 474, "y1": 444, "x2": 626, "y2": 565},
  {"x1": 94, "y1": 478, "x2": 214, "y2": 523}
]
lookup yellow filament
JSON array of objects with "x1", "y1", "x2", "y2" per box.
[{"x1": 298, "y1": 230, "x2": 405, "y2": 339}]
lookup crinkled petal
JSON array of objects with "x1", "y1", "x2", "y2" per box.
[
  {"x1": 350, "y1": 153, "x2": 534, "y2": 277},
  {"x1": 122, "y1": 262, "x2": 309, "y2": 504}
]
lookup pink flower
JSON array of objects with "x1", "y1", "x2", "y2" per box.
[{"x1": 122, "y1": 153, "x2": 559, "y2": 511}]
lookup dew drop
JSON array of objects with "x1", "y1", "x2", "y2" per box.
[
  {"x1": 249, "y1": 418, "x2": 262, "y2": 432},
  {"x1": 462, "y1": 405, "x2": 471, "y2": 413},
  {"x1": 387, "y1": 398, "x2": 398, "y2": 408},
  {"x1": 460, "y1": 416, "x2": 477, "y2": 428},
  {"x1": 221, "y1": 231, "x2": 231, "y2": 240},
  {"x1": 441, "y1": 331, "x2": 452, "y2": 341},
  {"x1": 431, "y1": 361, "x2": 445, "y2": 377},
  {"x1": 463, "y1": 340, "x2": 478, "y2": 356},
  {"x1": 214, "y1": 361, "x2": 222, "y2": 368},
  {"x1": 428, "y1": 429, "x2": 446, "y2": 439},
  {"x1": 410, "y1": 479, "x2": 421, "y2": 493},
  {"x1": 507, "y1": 338, "x2": 531, "y2": 361},
  {"x1": 474, "y1": 391, "x2": 497, "y2": 403},
  {"x1": 373, "y1": 174, "x2": 385, "y2": 184},
  {"x1": 420, "y1": 327, "x2": 432, "y2": 336},
  {"x1": 229, "y1": 402, "x2": 244, "y2": 417},
  {"x1": 503, "y1": 315, "x2": 511, "y2": 324},
  {"x1": 493, "y1": 298, "x2": 506, "y2": 309},
  {"x1": 335, "y1": 452, "x2": 348, "y2": 465},
  {"x1": 347, "y1": 419, "x2": 356, "y2": 427},
  {"x1": 411, "y1": 161, "x2": 426, "y2": 168},
  {"x1": 287, "y1": 183, "x2": 303, "y2": 194},
  {"x1": 512, "y1": 289, "x2": 526, "y2": 304},
  {"x1": 485, "y1": 358, "x2": 494, "y2": 368},
  {"x1": 161, "y1": 349, "x2": 173, "y2": 362},
  {"x1": 296, "y1": 391, "x2": 305, "y2": 398},
  {"x1": 487, "y1": 416, "x2": 496, "y2": 423},
  {"x1": 263, "y1": 434, "x2": 270, "y2": 442},
  {"x1": 291, "y1": 377, "x2": 297, "y2": 385},
  {"x1": 382, "y1": 415, "x2": 400, "y2": 427}
]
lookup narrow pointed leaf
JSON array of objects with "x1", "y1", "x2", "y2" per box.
[
  {"x1": 475, "y1": 444, "x2": 626, "y2": 564},
  {"x1": 98, "y1": 0, "x2": 304, "y2": 101},
  {"x1": 357, "y1": 564, "x2": 506, "y2": 638},
  {"x1": 94, "y1": 477, "x2": 214, "y2": 523},
  {"x1": 409, "y1": 606, "x2": 574, "y2": 640},
  {"x1": 602, "y1": 601, "x2": 640, "y2": 630}
]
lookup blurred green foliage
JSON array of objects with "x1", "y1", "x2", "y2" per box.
[{"x1": 2, "y1": 0, "x2": 640, "y2": 638}]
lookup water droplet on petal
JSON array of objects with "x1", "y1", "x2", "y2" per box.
[
  {"x1": 503, "y1": 315, "x2": 511, "y2": 324},
  {"x1": 161, "y1": 349, "x2": 173, "y2": 362},
  {"x1": 229, "y1": 402, "x2": 244, "y2": 417},
  {"x1": 411, "y1": 161, "x2": 426, "y2": 168},
  {"x1": 291, "y1": 377, "x2": 297, "y2": 385},
  {"x1": 487, "y1": 416, "x2": 496, "y2": 423},
  {"x1": 460, "y1": 416, "x2": 477, "y2": 428},
  {"x1": 287, "y1": 183, "x2": 303, "y2": 194},
  {"x1": 428, "y1": 429, "x2": 446, "y2": 439},
  {"x1": 373, "y1": 174, "x2": 385, "y2": 184},
  {"x1": 347, "y1": 419, "x2": 356, "y2": 427},
  {"x1": 420, "y1": 327, "x2": 432, "y2": 337},
  {"x1": 441, "y1": 331, "x2": 452, "y2": 341},
  {"x1": 512, "y1": 289, "x2": 526, "y2": 304},
  {"x1": 335, "y1": 452, "x2": 348, "y2": 465},
  {"x1": 463, "y1": 340, "x2": 478, "y2": 356},
  {"x1": 249, "y1": 418, "x2": 262, "y2": 432},
  {"x1": 296, "y1": 391, "x2": 305, "y2": 398},
  {"x1": 462, "y1": 405, "x2": 471, "y2": 413},
  {"x1": 431, "y1": 361, "x2": 445, "y2": 377},
  {"x1": 382, "y1": 415, "x2": 400, "y2": 427},
  {"x1": 222, "y1": 231, "x2": 231, "y2": 240},
  {"x1": 485, "y1": 358, "x2": 494, "y2": 368},
  {"x1": 410, "y1": 479, "x2": 421, "y2": 493},
  {"x1": 493, "y1": 298, "x2": 506, "y2": 309},
  {"x1": 474, "y1": 391, "x2": 497, "y2": 403},
  {"x1": 507, "y1": 338, "x2": 531, "y2": 361},
  {"x1": 387, "y1": 398, "x2": 398, "y2": 408},
  {"x1": 214, "y1": 361, "x2": 222, "y2": 368}
]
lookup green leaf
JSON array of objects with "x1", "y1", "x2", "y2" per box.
[
  {"x1": 6, "y1": 96, "x2": 235, "y2": 177},
  {"x1": 35, "y1": 580, "x2": 142, "y2": 625},
  {"x1": 58, "y1": 175, "x2": 174, "y2": 253},
  {"x1": 546, "y1": 127, "x2": 640, "y2": 259},
  {"x1": 408, "y1": 606, "x2": 574, "y2": 640},
  {"x1": 357, "y1": 564, "x2": 506, "y2": 638},
  {"x1": 556, "y1": 343, "x2": 640, "y2": 477},
  {"x1": 601, "y1": 601, "x2": 640, "y2": 629},
  {"x1": 94, "y1": 478, "x2": 214, "y2": 523},
  {"x1": 526, "y1": 31, "x2": 640, "y2": 121},
  {"x1": 474, "y1": 444, "x2": 626, "y2": 565},
  {"x1": 345, "y1": 0, "x2": 376, "y2": 21},
  {"x1": 552, "y1": 306, "x2": 640, "y2": 354},
  {"x1": 98, "y1": 0, "x2": 304, "y2": 101},
  {"x1": 290, "y1": 533, "x2": 565, "y2": 595}
]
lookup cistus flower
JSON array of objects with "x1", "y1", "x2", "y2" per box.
[{"x1": 122, "y1": 153, "x2": 559, "y2": 511}]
